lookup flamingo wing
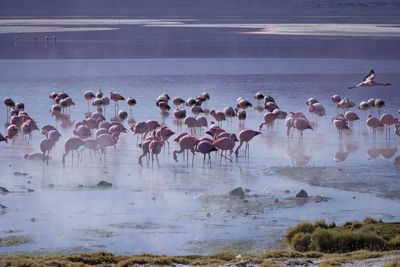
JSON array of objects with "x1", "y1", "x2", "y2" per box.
[{"x1": 363, "y1": 69, "x2": 375, "y2": 82}]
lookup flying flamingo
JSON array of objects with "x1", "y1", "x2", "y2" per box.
[
  {"x1": 234, "y1": 129, "x2": 261, "y2": 157},
  {"x1": 348, "y1": 69, "x2": 391, "y2": 89}
]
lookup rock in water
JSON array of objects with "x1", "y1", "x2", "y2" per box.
[
  {"x1": 97, "y1": 180, "x2": 112, "y2": 188},
  {"x1": 229, "y1": 187, "x2": 245, "y2": 199},
  {"x1": 296, "y1": 189, "x2": 308, "y2": 198},
  {"x1": 0, "y1": 187, "x2": 9, "y2": 194}
]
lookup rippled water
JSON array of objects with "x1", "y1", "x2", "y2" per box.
[{"x1": 0, "y1": 58, "x2": 399, "y2": 255}]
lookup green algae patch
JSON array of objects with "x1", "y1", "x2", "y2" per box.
[{"x1": 284, "y1": 218, "x2": 400, "y2": 253}]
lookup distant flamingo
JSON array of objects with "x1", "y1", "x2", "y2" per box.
[
  {"x1": 348, "y1": 69, "x2": 391, "y2": 89},
  {"x1": 127, "y1": 97, "x2": 137, "y2": 117},
  {"x1": 234, "y1": 129, "x2": 261, "y2": 157},
  {"x1": 3, "y1": 98, "x2": 15, "y2": 120},
  {"x1": 83, "y1": 90, "x2": 95, "y2": 112},
  {"x1": 110, "y1": 92, "x2": 125, "y2": 115}
]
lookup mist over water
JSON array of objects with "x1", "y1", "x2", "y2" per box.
[{"x1": 0, "y1": 58, "x2": 399, "y2": 255}]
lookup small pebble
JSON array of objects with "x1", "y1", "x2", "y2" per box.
[{"x1": 206, "y1": 212, "x2": 211, "y2": 217}]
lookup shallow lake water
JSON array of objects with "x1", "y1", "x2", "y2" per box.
[{"x1": 0, "y1": 58, "x2": 399, "y2": 255}]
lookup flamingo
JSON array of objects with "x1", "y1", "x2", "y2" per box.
[
  {"x1": 138, "y1": 139, "x2": 152, "y2": 166},
  {"x1": 348, "y1": 69, "x2": 391, "y2": 89},
  {"x1": 62, "y1": 137, "x2": 85, "y2": 164},
  {"x1": 213, "y1": 133, "x2": 238, "y2": 163},
  {"x1": 173, "y1": 135, "x2": 198, "y2": 165},
  {"x1": 127, "y1": 97, "x2": 137, "y2": 117},
  {"x1": 149, "y1": 139, "x2": 163, "y2": 167},
  {"x1": 110, "y1": 92, "x2": 125, "y2": 114},
  {"x1": 83, "y1": 90, "x2": 95, "y2": 112},
  {"x1": 234, "y1": 129, "x2": 261, "y2": 157},
  {"x1": 196, "y1": 141, "x2": 217, "y2": 167},
  {"x1": 40, "y1": 138, "x2": 56, "y2": 164},
  {"x1": 366, "y1": 115, "x2": 384, "y2": 139},
  {"x1": 3, "y1": 98, "x2": 15, "y2": 120}
]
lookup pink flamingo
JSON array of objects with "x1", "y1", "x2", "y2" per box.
[
  {"x1": 46, "y1": 130, "x2": 61, "y2": 143},
  {"x1": 259, "y1": 112, "x2": 278, "y2": 131},
  {"x1": 157, "y1": 126, "x2": 175, "y2": 153},
  {"x1": 21, "y1": 119, "x2": 39, "y2": 141},
  {"x1": 196, "y1": 140, "x2": 217, "y2": 167},
  {"x1": 380, "y1": 113, "x2": 398, "y2": 140},
  {"x1": 173, "y1": 135, "x2": 198, "y2": 165},
  {"x1": 293, "y1": 118, "x2": 313, "y2": 141},
  {"x1": 82, "y1": 139, "x2": 99, "y2": 160},
  {"x1": 40, "y1": 138, "x2": 56, "y2": 164},
  {"x1": 149, "y1": 139, "x2": 163, "y2": 167},
  {"x1": 131, "y1": 121, "x2": 148, "y2": 143},
  {"x1": 348, "y1": 69, "x2": 391, "y2": 89},
  {"x1": 309, "y1": 103, "x2": 326, "y2": 119},
  {"x1": 333, "y1": 118, "x2": 349, "y2": 138},
  {"x1": 184, "y1": 116, "x2": 198, "y2": 134},
  {"x1": 96, "y1": 133, "x2": 118, "y2": 156},
  {"x1": 367, "y1": 115, "x2": 384, "y2": 139},
  {"x1": 210, "y1": 110, "x2": 226, "y2": 126},
  {"x1": 138, "y1": 139, "x2": 152, "y2": 166},
  {"x1": 213, "y1": 133, "x2": 238, "y2": 163},
  {"x1": 6, "y1": 124, "x2": 19, "y2": 144},
  {"x1": 234, "y1": 129, "x2": 261, "y2": 157},
  {"x1": 73, "y1": 125, "x2": 91, "y2": 139},
  {"x1": 62, "y1": 137, "x2": 85, "y2": 164},
  {"x1": 196, "y1": 116, "x2": 208, "y2": 133},
  {"x1": 172, "y1": 97, "x2": 185, "y2": 108}
]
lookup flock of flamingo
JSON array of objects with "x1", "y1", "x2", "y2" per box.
[{"x1": 0, "y1": 69, "x2": 398, "y2": 167}]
